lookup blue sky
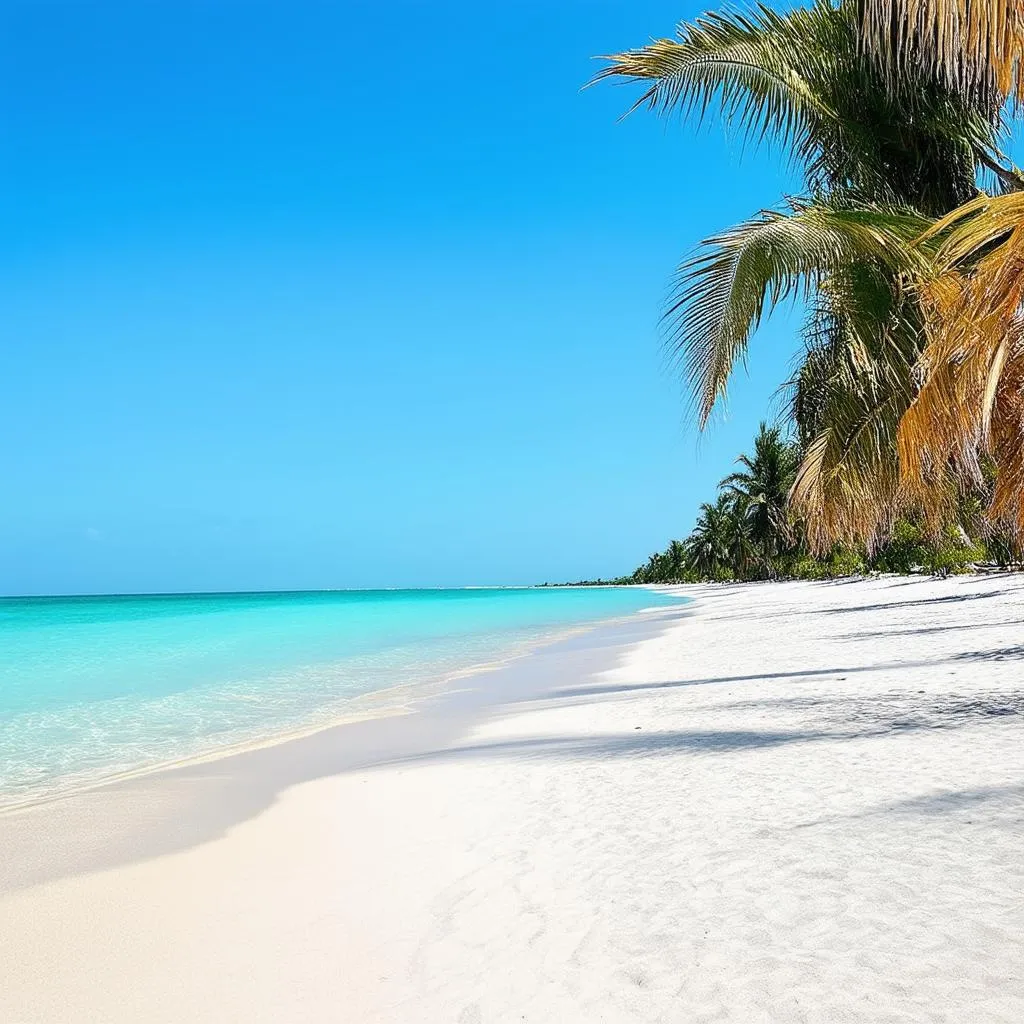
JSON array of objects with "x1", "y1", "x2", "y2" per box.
[{"x1": 1, "y1": 0, "x2": 800, "y2": 594}]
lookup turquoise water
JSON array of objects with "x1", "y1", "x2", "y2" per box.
[{"x1": 0, "y1": 587, "x2": 681, "y2": 805}]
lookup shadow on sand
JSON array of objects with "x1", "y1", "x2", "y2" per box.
[{"x1": 403, "y1": 687, "x2": 1024, "y2": 768}]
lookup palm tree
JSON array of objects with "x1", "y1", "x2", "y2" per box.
[
  {"x1": 853, "y1": 0, "x2": 1024, "y2": 536},
  {"x1": 722, "y1": 495, "x2": 756, "y2": 576},
  {"x1": 685, "y1": 493, "x2": 746, "y2": 576},
  {"x1": 665, "y1": 538, "x2": 688, "y2": 579},
  {"x1": 594, "y1": 0, "x2": 1014, "y2": 549},
  {"x1": 721, "y1": 423, "x2": 800, "y2": 558},
  {"x1": 640, "y1": 551, "x2": 666, "y2": 582}
]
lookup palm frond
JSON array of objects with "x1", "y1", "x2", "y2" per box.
[
  {"x1": 858, "y1": 0, "x2": 1024, "y2": 105},
  {"x1": 667, "y1": 200, "x2": 929, "y2": 424},
  {"x1": 592, "y1": 2, "x2": 842, "y2": 155},
  {"x1": 594, "y1": 0, "x2": 995, "y2": 212},
  {"x1": 899, "y1": 191, "x2": 1024, "y2": 533},
  {"x1": 788, "y1": 257, "x2": 925, "y2": 549}
]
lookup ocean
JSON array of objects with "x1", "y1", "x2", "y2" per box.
[{"x1": 0, "y1": 586, "x2": 682, "y2": 806}]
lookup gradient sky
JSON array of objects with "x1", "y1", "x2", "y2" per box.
[{"x1": 1, "y1": 0, "x2": 802, "y2": 594}]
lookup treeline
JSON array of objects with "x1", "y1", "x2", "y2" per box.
[{"x1": 629, "y1": 424, "x2": 1020, "y2": 584}]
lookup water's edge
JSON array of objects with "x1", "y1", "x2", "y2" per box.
[
  {"x1": 1, "y1": 587, "x2": 685, "y2": 807},
  {"x1": 0, "y1": 603, "x2": 669, "y2": 814},
  {"x1": 0, "y1": 599, "x2": 692, "y2": 892}
]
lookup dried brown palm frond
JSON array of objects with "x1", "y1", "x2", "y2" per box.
[
  {"x1": 899, "y1": 191, "x2": 1024, "y2": 534},
  {"x1": 859, "y1": 0, "x2": 1024, "y2": 105}
]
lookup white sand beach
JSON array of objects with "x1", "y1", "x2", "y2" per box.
[{"x1": 2, "y1": 575, "x2": 1023, "y2": 1023}]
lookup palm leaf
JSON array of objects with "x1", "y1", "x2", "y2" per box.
[
  {"x1": 594, "y1": 0, "x2": 995, "y2": 211},
  {"x1": 899, "y1": 191, "x2": 1024, "y2": 533},
  {"x1": 858, "y1": 0, "x2": 1024, "y2": 105},
  {"x1": 591, "y1": 2, "x2": 842, "y2": 155},
  {"x1": 666, "y1": 201, "x2": 929, "y2": 424},
  {"x1": 787, "y1": 256, "x2": 925, "y2": 548}
]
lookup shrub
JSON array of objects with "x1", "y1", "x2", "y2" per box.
[
  {"x1": 825, "y1": 547, "x2": 867, "y2": 577},
  {"x1": 922, "y1": 532, "x2": 984, "y2": 576},
  {"x1": 790, "y1": 556, "x2": 828, "y2": 580},
  {"x1": 872, "y1": 520, "x2": 983, "y2": 576},
  {"x1": 871, "y1": 520, "x2": 927, "y2": 574}
]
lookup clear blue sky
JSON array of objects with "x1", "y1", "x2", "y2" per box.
[{"x1": 1, "y1": 0, "x2": 801, "y2": 594}]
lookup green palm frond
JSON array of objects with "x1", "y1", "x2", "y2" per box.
[
  {"x1": 788, "y1": 262, "x2": 924, "y2": 548},
  {"x1": 594, "y1": 0, "x2": 995, "y2": 211},
  {"x1": 666, "y1": 200, "x2": 929, "y2": 424},
  {"x1": 592, "y1": 2, "x2": 842, "y2": 155}
]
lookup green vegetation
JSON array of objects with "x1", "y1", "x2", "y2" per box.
[
  {"x1": 595, "y1": 0, "x2": 1024, "y2": 556},
  {"x1": 627, "y1": 423, "x2": 1015, "y2": 584}
]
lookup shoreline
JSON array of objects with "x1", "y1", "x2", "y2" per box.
[
  {"x1": 0, "y1": 592, "x2": 684, "y2": 817},
  {"x1": 0, "y1": 598, "x2": 689, "y2": 892},
  {"x1": 3, "y1": 575, "x2": 1022, "y2": 1022}
]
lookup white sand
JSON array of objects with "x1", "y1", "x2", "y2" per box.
[{"x1": 2, "y1": 575, "x2": 1023, "y2": 1022}]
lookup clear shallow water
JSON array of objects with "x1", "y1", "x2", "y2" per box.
[{"x1": 0, "y1": 587, "x2": 682, "y2": 805}]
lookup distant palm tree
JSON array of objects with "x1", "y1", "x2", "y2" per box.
[
  {"x1": 685, "y1": 494, "x2": 741, "y2": 577},
  {"x1": 644, "y1": 552, "x2": 664, "y2": 581},
  {"x1": 721, "y1": 495, "x2": 756, "y2": 576},
  {"x1": 665, "y1": 538, "x2": 687, "y2": 578},
  {"x1": 721, "y1": 423, "x2": 800, "y2": 559}
]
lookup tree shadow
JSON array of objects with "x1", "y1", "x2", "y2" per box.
[
  {"x1": 832, "y1": 621, "x2": 1019, "y2": 640},
  {"x1": 709, "y1": 689, "x2": 1024, "y2": 728},
  {"x1": 819, "y1": 591, "x2": 1000, "y2": 615},
  {"x1": 534, "y1": 659, "x2": 941, "y2": 704},
  {"x1": 796, "y1": 783, "x2": 1024, "y2": 830},
  {"x1": 403, "y1": 685, "x2": 1024, "y2": 768},
  {"x1": 955, "y1": 645, "x2": 1024, "y2": 662},
  {"x1": 705, "y1": 587, "x2": 1007, "y2": 623},
  {"x1": 401, "y1": 727, "x2": 842, "y2": 765},
  {"x1": 879, "y1": 783, "x2": 1024, "y2": 816}
]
